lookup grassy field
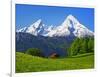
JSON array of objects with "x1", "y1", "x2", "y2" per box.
[{"x1": 16, "y1": 52, "x2": 94, "y2": 73}]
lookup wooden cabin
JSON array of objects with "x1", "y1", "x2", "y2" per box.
[{"x1": 49, "y1": 52, "x2": 59, "y2": 59}]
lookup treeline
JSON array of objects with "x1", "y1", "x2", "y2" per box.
[
  {"x1": 17, "y1": 48, "x2": 43, "y2": 57},
  {"x1": 68, "y1": 37, "x2": 94, "y2": 56}
]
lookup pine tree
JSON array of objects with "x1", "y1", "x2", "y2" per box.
[{"x1": 68, "y1": 37, "x2": 94, "y2": 56}]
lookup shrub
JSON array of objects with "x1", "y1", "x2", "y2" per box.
[{"x1": 26, "y1": 48, "x2": 42, "y2": 57}]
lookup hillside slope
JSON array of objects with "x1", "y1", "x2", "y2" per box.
[{"x1": 16, "y1": 52, "x2": 94, "y2": 73}]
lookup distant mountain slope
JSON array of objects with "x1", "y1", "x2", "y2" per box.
[{"x1": 16, "y1": 32, "x2": 72, "y2": 57}]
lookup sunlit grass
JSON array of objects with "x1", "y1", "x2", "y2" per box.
[{"x1": 16, "y1": 52, "x2": 94, "y2": 73}]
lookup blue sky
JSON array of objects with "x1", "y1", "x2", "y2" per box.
[{"x1": 16, "y1": 4, "x2": 94, "y2": 31}]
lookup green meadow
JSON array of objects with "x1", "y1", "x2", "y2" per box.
[{"x1": 16, "y1": 52, "x2": 94, "y2": 73}]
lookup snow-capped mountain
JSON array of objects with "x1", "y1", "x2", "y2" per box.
[
  {"x1": 17, "y1": 19, "x2": 45, "y2": 36},
  {"x1": 45, "y1": 15, "x2": 94, "y2": 37},
  {"x1": 17, "y1": 14, "x2": 94, "y2": 38},
  {"x1": 17, "y1": 19, "x2": 55, "y2": 36}
]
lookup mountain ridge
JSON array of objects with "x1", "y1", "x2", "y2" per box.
[{"x1": 17, "y1": 14, "x2": 93, "y2": 38}]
